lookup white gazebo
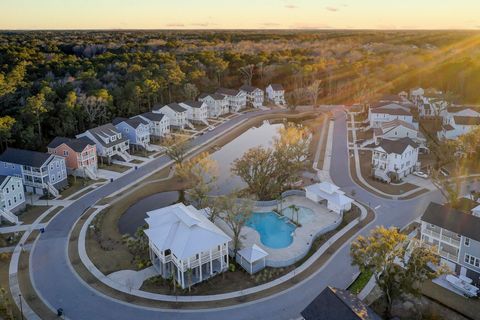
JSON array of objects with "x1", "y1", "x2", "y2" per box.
[
  {"x1": 236, "y1": 244, "x2": 268, "y2": 274},
  {"x1": 305, "y1": 182, "x2": 353, "y2": 214},
  {"x1": 472, "y1": 204, "x2": 480, "y2": 217},
  {"x1": 144, "y1": 203, "x2": 231, "y2": 289}
]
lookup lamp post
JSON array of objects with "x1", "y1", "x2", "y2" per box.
[{"x1": 19, "y1": 294, "x2": 24, "y2": 320}]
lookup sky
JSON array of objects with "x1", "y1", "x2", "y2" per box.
[{"x1": 1, "y1": 0, "x2": 480, "y2": 30}]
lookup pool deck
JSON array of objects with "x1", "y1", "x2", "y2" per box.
[{"x1": 216, "y1": 195, "x2": 340, "y2": 267}]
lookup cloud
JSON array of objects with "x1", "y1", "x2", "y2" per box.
[
  {"x1": 285, "y1": 4, "x2": 298, "y2": 9},
  {"x1": 325, "y1": 6, "x2": 339, "y2": 12}
]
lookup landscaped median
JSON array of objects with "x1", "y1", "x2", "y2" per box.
[{"x1": 66, "y1": 198, "x2": 373, "y2": 308}]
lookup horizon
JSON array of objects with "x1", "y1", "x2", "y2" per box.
[{"x1": 2, "y1": 0, "x2": 480, "y2": 30}]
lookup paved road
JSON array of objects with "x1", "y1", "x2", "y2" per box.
[{"x1": 29, "y1": 107, "x2": 444, "y2": 320}]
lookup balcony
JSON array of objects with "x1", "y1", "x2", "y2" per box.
[
  {"x1": 441, "y1": 235, "x2": 460, "y2": 247},
  {"x1": 423, "y1": 228, "x2": 441, "y2": 239}
]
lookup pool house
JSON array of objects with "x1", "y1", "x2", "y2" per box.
[
  {"x1": 236, "y1": 244, "x2": 268, "y2": 274},
  {"x1": 305, "y1": 182, "x2": 353, "y2": 214},
  {"x1": 144, "y1": 203, "x2": 231, "y2": 289}
]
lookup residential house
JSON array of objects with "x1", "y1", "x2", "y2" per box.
[
  {"x1": 305, "y1": 182, "x2": 353, "y2": 214},
  {"x1": 144, "y1": 203, "x2": 231, "y2": 289},
  {"x1": 198, "y1": 93, "x2": 229, "y2": 118},
  {"x1": 47, "y1": 137, "x2": 98, "y2": 180},
  {"x1": 266, "y1": 84, "x2": 286, "y2": 106},
  {"x1": 373, "y1": 119, "x2": 427, "y2": 151},
  {"x1": 301, "y1": 286, "x2": 381, "y2": 320},
  {"x1": 438, "y1": 107, "x2": 480, "y2": 140},
  {"x1": 179, "y1": 101, "x2": 209, "y2": 125},
  {"x1": 421, "y1": 202, "x2": 480, "y2": 285},
  {"x1": 215, "y1": 88, "x2": 247, "y2": 112},
  {"x1": 0, "y1": 148, "x2": 68, "y2": 197},
  {"x1": 368, "y1": 103, "x2": 416, "y2": 129},
  {"x1": 112, "y1": 117, "x2": 152, "y2": 151},
  {"x1": 133, "y1": 112, "x2": 170, "y2": 139},
  {"x1": 152, "y1": 103, "x2": 190, "y2": 129},
  {"x1": 0, "y1": 175, "x2": 25, "y2": 224},
  {"x1": 239, "y1": 85, "x2": 264, "y2": 108},
  {"x1": 76, "y1": 123, "x2": 130, "y2": 163},
  {"x1": 372, "y1": 137, "x2": 419, "y2": 183},
  {"x1": 409, "y1": 87, "x2": 425, "y2": 103}
]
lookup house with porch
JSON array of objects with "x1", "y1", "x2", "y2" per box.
[
  {"x1": 239, "y1": 85, "x2": 264, "y2": 108},
  {"x1": 0, "y1": 175, "x2": 25, "y2": 224},
  {"x1": 368, "y1": 103, "x2": 416, "y2": 129},
  {"x1": 144, "y1": 203, "x2": 231, "y2": 289},
  {"x1": 437, "y1": 106, "x2": 480, "y2": 140},
  {"x1": 152, "y1": 103, "x2": 190, "y2": 129},
  {"x1": 305, "y1": 182, "x2": 353, "y2": 214},
  {"x1": 215, "y1": 88, "x2": 247, "y2": 113},
  {"x1": 112, "y1": 117, "x2": 152, "y2": 151},
  {"x1": 266, "y1": 84, "x2": 286, "y2": 106},
  {"x1": 76, "y1": 123, "x2": 131, "y2": 163},
  {"x1": 0, "y1": 148, "x2": 68, "y2": 197},
  {"x1": 372, "y1": 137, "x2": 419, "y2": 183},
  {"x1": 421, "y1": 202, "x2": 480, "y2": 286},
  {"x1": 47, "y1": 137, "x2": 98, "y2": 179},
  {"x1": 133, "y1": 112, "x2": 170, "y2": 139},
  {"x1": 198, "y1": 93, "x2": 229, "y2": 118},
  {"x1": 179, "y1": 101, "x2": 209, "y2": 125}
]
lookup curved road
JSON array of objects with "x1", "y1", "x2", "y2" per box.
[{"x1": 29, "y1": 108, "x2": 443, "y2": 320}]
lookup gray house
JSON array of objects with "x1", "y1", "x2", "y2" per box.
[{"x1": 421, "y1": 202, "x2": 480, "y2": 285}]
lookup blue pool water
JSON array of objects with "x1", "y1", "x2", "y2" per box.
[{"x1": 246, "y1": 212, "x2": 296, "y2": 249}]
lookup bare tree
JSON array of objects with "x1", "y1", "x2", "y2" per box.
[
  {"x1": 182, "y1": 83, "x2": 199, "y2": 101},
  {"x1": 239, "y1": 64, "x2": 255, "y2": 86},
  {"x1": 77, "y1": 93, "x2": 108, "y2": 126},
  {"x1": 306, "y1": 80, "x2": 322, "y2": 107}
]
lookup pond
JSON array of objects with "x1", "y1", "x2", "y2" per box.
[
  {"x1": 118, "y1": 191, "x2": 179, "y2": 235},
  {"x1": 210, "y1": 120, "x2": 283, "y2": 195}
]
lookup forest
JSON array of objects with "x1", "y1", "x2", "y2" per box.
[{"x1": 0, "y1": 30, "x2": 480, "y2": 150}]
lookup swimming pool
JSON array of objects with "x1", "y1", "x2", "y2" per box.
[
  {"x1": 281, "y1": 206, "x2": 315, "y2": 225},
  {"x1": 246, "y1": 211, "x2": 296, "y2": 249}
]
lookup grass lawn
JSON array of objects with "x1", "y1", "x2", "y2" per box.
[
  {"x1": 130, "y1": 149, "x2": 156, "y2": 158},
  {"x1": 348, "y1": 270, "x2": 373, "y2": 294},
  {"x1": 98, "y1": 162, "x2": 130, "y2": 173},
  {"x1": 59, "y1": 176, "x2": 103, "y2": 199},
  {"x1": 16, "y1": 205, "x2": 51, "y2": 225},
  {"x1": 0, "y1": 232, "x2": 23, "y2": 248},
  {"x1": 0, "y1": 253, "x2": 21, "y2": 319},
  {"x1": 131, "y1": 159, "x2": 143, "y2": 164},
  {"x1": 355, "y1": 128, "x2": 373, "y2": 142}
]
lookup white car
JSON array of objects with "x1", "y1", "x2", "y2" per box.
[{"x1": 413, "y1": 171, "x2": 428, "y2": 179}]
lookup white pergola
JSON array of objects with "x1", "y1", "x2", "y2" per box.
[
  {"x1": 305, "y1": 182, "x2": 353, "y2": 214},
  {"x1": 236, "y1": 244, "x2": 268, "y2": 274}
]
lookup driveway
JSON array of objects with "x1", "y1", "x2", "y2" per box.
[{"x1": 28, "y1": 107, "x2": 445, "y2": 320}]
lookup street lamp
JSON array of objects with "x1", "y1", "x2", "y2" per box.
[{"x1": 19, "y1": 294, "x2": 24, "y2": 320}]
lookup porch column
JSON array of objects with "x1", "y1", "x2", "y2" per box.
[
  {"x1": 220, "y1": 247, "x2": 224, "y2": 270},
  {"x1": 199, "y1": 253, "x2": 203, "y2": 282},
  {"x1": 181, "y1": 267, "x2": 185, "y2": 289},
  {"x1": 209, "y1": 248, "x2": 213, "y2": 276},
  {"x1": 176, "y1": 265, "x2": 180, "y2": 287}
]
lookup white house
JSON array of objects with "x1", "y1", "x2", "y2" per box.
[
  {"x1": 144, "y1": 203, "x2": 231, "y2": 289},
  {"x1": 239, "y1": 85, "x2": 264, "y2": 108},
  {"x1": 0, "y1": 175, "x2": 25, "y2": 224},
  {"x1": 409, "y1": 87, "x2": 425, "y2": 102},
  {"x1": 305, "y1": 182, "x2": 353, "y2": 214},
  {"x1": 215, "y1": 88, "x2": 247, "y2": 113},
  {"x1": 133, "y1": 112, "x2": 170, "y2": 138},
  {"x1": 152, "y1": 103, "x2": 191, "y2": 129},
  {"x1": 372, "y1": 137, "x2": 419, "y2": 183},
  {"x1": 438, "y1": 107, "x2": 480, "y2": 140},
  {"x1": 198, "y1": 93, "x2": 229, "y2": 118},
  {"x1": 179, "y1": 101, "x2": 209, "y2": 125},
  {"x1": 77, "y1": 123, "x2": 131, "y2": 162},
  {"x1": 368, "y1": 103, "x2": 415, "y2": 129},
  {"x1": 266, "y1": 84, "x2": 286, "y2": 106},
  {"x1": 373, "y1": 119, "x2": 426, "y2": 151}
]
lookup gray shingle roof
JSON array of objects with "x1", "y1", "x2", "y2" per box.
[
  {"x1": 269, "y1": 84, "x2": 284, "y2": 91},
  {"x1": 154, "y1": 103, "x2": 187, "y2": 113},
  {"x1": 199, "y1": 93, "x2": 226, "y2": 100},
  {"x1": 135, "y1": 112, "x2": 166, "y2": 122},
  {"x1": 0, "y1": 148, "x2": 53, "y2": 168},
  {"x1": 181, "y1": 101, "x2": 204, "y2": 108},
  {"x1": 376, "y1": 137, "x2": 418, "y2": 154},
  {"x1": 301, "y1": 287, "x2": 381, "y2": 320},
  {"x1": 0, "y1": 175, "x2": 9, "y2": 185},
  {"x1": 239, "y1": 85, "x2": 260, "y2": 93},
  {"x1": 47, "y1": 136, "x2": 94, "y2": 152},
  {"x1": 421, "y1": 202, "x2": 480, "y2": 242},
  {"x1": 216, "y1": 88, "x2": 241, "y2": 96},
  {"x1": 453, "y1": 116, "x2": 480, "y2": 126},
  {"x1": 112, "y1": 117, "x2": 148, "y2": 128},
  {"x1": 85, "y1": 123, "x2": 127, "y2": 148}
]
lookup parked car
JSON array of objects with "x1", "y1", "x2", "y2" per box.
[
  {"x1": 440, "y1": 167, "x2": 450, "y2": 177},
  {"x1": 413, "y1": 171, "x2": 428, "y2": 179}
]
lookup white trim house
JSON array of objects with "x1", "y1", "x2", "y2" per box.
[
  {"x1": 239, "y1": 85, "x2": 264, "y2": 108},
  {"x1": 215, "y1": 88, "x2": 247, "y2": 113},
  {"x1": 179, "y1": 101, "x2": 209, "y2": 125},
  {"x1": 266, "y1": 84, "x2": 285, "y2": 106},
  {"x1": 368, "y1": 103, "x2": 415, "y2": 129},
  {"x1": 198, "y1": 93, "x2": 229, "y2": 118},
  {"x1": 144, "y1": 203, "x2": 231, "y2": 289},
  {"x1": 133, "y1": 112, "x2": 170, "y2": 138},
  {"x1": 0, "y1": 175, "x2": 25, "y2": 224},
  {"x1": 372, "y1": 137, "x2": 419, "y2": 183},
  {"x1": 153, "y1": 103, "x2": 190, "y2": 129},
  {"x1": 305, "y1": 182, "x2": 353, "y2": 214}
]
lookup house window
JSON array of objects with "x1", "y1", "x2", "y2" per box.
[
  {"x1": 12, "y1": 185, "x2": 14, "y2": 191},
  {"x1": 5, "y1": 188, "x2": 9, "y2": 194},
  {"x1": 56, "y1": 162, "x2": 59, "y2": 168},
  {"x1": 63, "y1": 150, "x2": 68, "y2": 156},
  {"x1": 8, "y1": 200, "x2": 11, "y2": 206},
  {"x1": 13, "y1": 196, "x2": 16, "y2": 203},
  {"x1": 465, "y1": 238, "x2": 470, "y2": 246}
]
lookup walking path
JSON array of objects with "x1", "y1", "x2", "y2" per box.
[{"x1": 0, "y1": 223, "x2": 47, "y2": 234}]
